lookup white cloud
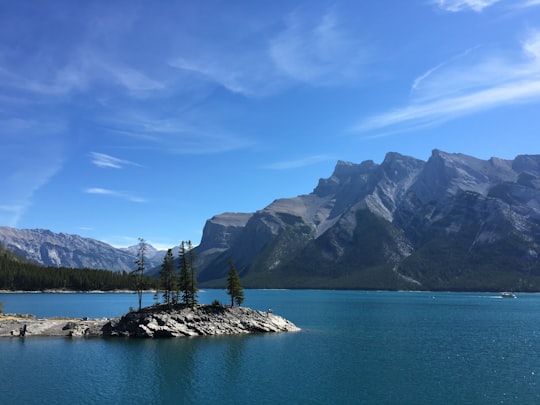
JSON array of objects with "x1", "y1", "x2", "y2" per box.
[
  {"x1": 0, "y1": 117, "x2": 65, "y2": 227},
  {"x1": 96, "y1": 60, "x2": 165, "y2": 94},
  {"x1": 0, "y1": 42, "x2": 165, "y2": 100},
  {"x1": 269, "y1": 9, "x2": 367, "y2": 86},
  {"x1": 100, "y1": 110, "x2": 253, "y2": 155},
  {"x1": 354, "y1": 30, "x2": 540, "y2": 135},
  {"x1": 360, "y1": 80, "x2": 540, "y2": 132},
  {"x1": 523, "y1": 30, "x2": 540, "y2": 60},
  {"x1": 169, "y1": 50, "x2": 283, "y2": 98},
  {"x1": 169, "y1": 8, "x2": 368, "y2": 97},
  {"x1": 410, "y1": 46, "x2": 481, "y2": 94},
  {"x1": 90, "y1": 152, "x2": 141, "y2": 169},
  {"x1": 434, "y1": 0, "x2": 501, "y2": 12},
  {"x1": 518, "y1": 0, "x2": 540, "y2": 7},
  {"x1": 433, "y1": 0, "x2": 540, "y2": 12},
  {"x1": 0, "y1": 204, "x2": 26, "y2": 227},
  {"x1": 84, "y1": 187, "x2": 147, "y2": 203}
]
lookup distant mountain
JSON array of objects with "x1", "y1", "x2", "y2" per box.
[
  {"x1": 196, "y1": 150, "x2": 540, "y2": 291},
  {"x1": 0, "y1": 227, "x2": 166, "y2": 272}
]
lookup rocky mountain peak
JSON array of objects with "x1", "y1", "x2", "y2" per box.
[
  {"x1": 0, "y1": 226, "x2": 165, "y2": 271},
  {"x1": 197, "y1": 213, "x2": 253, "y2": 253},
  {"x1": 513, "y1": 154, "x2": 540, "y2": 175},
  {"x1": 196, "y1": 150, "x2": 540, "y2": 291},
  {"x1": 314, "y1": 159, "x2": 377, "y2": 197}
]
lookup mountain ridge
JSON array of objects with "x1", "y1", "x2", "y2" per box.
[
  {"x1": 2, "y1": 149, "x2": 540, "y2": 291},
  {"x1": 0, "y1": 227, "x2": 165, "y2": 272},
  {"x1": 195, "y1": 149, "x2": 540, "y2": 290}
]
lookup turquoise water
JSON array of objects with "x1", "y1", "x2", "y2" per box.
[{"x1": 1, "y1": 290, "x2": 540, "y2": 404}]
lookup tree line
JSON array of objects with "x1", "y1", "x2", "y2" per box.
[
  {"x1": 0, "y1": 239, "x2": 244, "y2": 309},
  {"x1": 0, "y1": 245, "x2": 158, "y2": 291}
]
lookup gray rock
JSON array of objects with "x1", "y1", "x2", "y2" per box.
[{"x1": 103, "y1": 304, "x2": 300, "y2": 338}]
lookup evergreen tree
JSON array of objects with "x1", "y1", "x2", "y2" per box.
[
  {"x1": 227, "y1": 259, "x2": 244, "y2": 307},
  {"x1": 178, "y1": 241, "x2": 198, "y2": 307},
  {"x1": 186, "y1": 240, "x2": 198, "y2": 306},
  {"x1": 0, "y1": 244, "x2": 158, "y2": 292},
  {"x1": 132, "y1": 238, "x2": 147, "y2": 311},
  {"x1": 178, "y1": 241, "x2": 192, "y2": 305},
  {"x1": 160, "y1": 248, "x2": 177, "y2": 307}
]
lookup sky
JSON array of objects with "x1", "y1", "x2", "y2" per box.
[{"x1": 2, "y1": 0, "x2": 540, "y2": 250}]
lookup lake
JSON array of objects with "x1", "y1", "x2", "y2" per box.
[{"x1": 1, "y1": 290, "x2": 539, "y2": 404}]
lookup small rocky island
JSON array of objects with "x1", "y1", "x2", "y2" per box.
[{"x1": 0, "y1": 304, "x2": 300, "y2": 338}]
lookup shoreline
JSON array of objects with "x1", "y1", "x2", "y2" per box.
[
  {"x1": 1, "y1": 289, "x2": 536, "y2": 294},
  {"x1": 0, "y1": 304, "x2": 300, "y2": 338},
  {"x1": 0, "y1": 289, "x2": 153, "y2": 294},
  {"x1": 0, "y1": 314, "x2": 112, "y2": 337}
]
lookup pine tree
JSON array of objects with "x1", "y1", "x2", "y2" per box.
[
  {"x1": 178, "y1": 241, "x2": 197, "y2": 306},
  {"x1": 186, "y1": 240, "x2": 198, "y2": 306},
  {"x1": 160, "y1": 248, "x2": 176, "y2": 307},
  {"x1": 227, "y1": 259, "x2": 244, "y2": 307},
  {"x1": 132, "y1": 238, "x2": 147, "y2": 311}
]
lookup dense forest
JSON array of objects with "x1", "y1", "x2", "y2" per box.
[{"x1": 0, "y1": 245, "x2": 158, "y2": 291}]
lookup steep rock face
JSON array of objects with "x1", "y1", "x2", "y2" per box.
[
  {"x1": 197, "y1": 150, "x2": 540, "y2": 291},
  {"x1": 0, "y1": 227, "x2": 164, "y2": 271},
  {"x1": 198, "y1": 213, "x2": 253, "y2": 253},
  {"x1": 195, "y1": 213, "x2": 253, "y2": 277}
]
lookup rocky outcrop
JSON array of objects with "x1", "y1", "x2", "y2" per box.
[
  {"x1": 103, "y1": 304, "x2": 300, "y2": 338},
  {"x1": 0, "y1": 305, "x2": 300, "y2": 338}
]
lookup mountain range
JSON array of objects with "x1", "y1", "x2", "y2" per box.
[
  {"x1": 2, "y1": 149, "x2": 540, "y2": 291},
  {"x1": 0, "y1": 227, "x2": 165, "y2": 272},
  {"x1": 194, "y1": 150, "x2": 540, "y2": 291}
]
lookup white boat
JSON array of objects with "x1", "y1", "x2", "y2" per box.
[{"x1": 501, "y1": 292, "x2": 517, "y2": 298}]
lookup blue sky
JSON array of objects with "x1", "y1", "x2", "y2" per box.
[{"x1": 2, "y1": 0, "x2": 540, "y2": 250}]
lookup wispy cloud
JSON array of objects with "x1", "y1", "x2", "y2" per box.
[
  {"x1": 169, "y1": 54, "x2": 282, "y2": 98},
  {"x1": 0, "y1": 51, "x2": 166, "y2": 100},
  {"x1": 0, "y1": 204, "x2": 26, "y2": 228},
  {"x1": 410, "y1": 46, "x2": 481, "y2": 94},
  {"x1": 434, "y1": 0, "x2": 540, "y2": 12},
  {"x1": 99, "y1": 63, "x2": 164, "y2": 93},
  {"x1": 100, "y1": 110, "x2": 253, "y2": 154},
  {"x1": 90, "y1": 152, "x2": 141, "y2": 169},
  {"x1": 0, "y1": 117, "x2": 65, "y2": 227},
  {"x1": 515, "y1": 0, "x2": 540, "y2": 7},
  {"x1": 169, "y1": 8, "x2": 368, "y2": 97},
  {"x1": 354, "y1": 30, "x2": 540, "y2": 135},
  {"x1": 0, "y1": 160, "x2": 63, "y2": 226},
  {"x1": 262, "y1": 155, "x2": 335, "y2": 170},
  {"x1": 434, "y1": 0, "x2": 501, "y2": 12},
  {"x1": 84, "y1": 187, "x2": 147, "y2": 203},
  {"x1": 269, "y1": 9, "x2": 367, "y2": 86}
]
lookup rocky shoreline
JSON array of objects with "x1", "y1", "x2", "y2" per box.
[{"x1": 0, "y1": 304, "x2": 300, "y2": 338}]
